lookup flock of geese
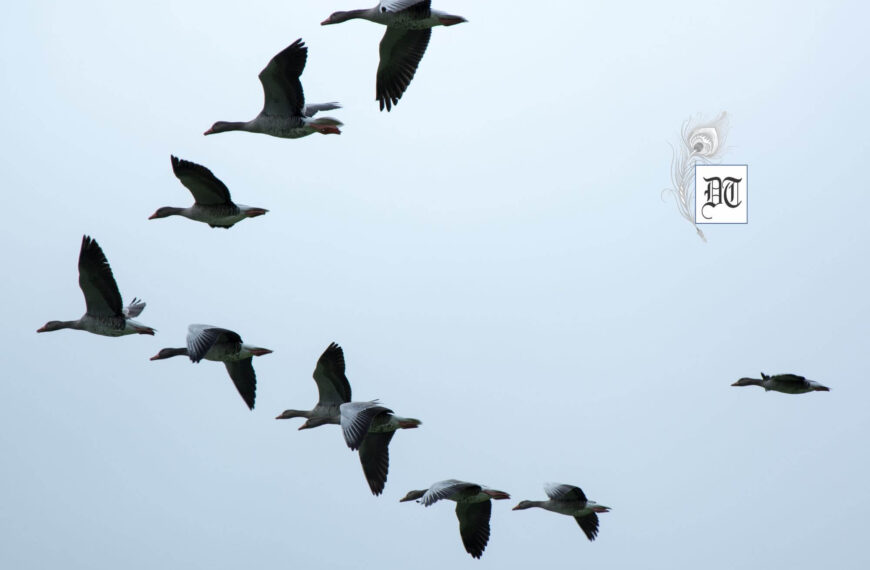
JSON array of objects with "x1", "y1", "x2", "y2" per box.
[{"x1": 35, "y1": 0, "x2": 831, "y2": 561}]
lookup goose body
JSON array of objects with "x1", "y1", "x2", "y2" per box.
[
  {"x1": 204, "y1": 39, "x2": 342, "y2": 139},
  {"x1": 732, "y1": 373, "x2": 830, "y2": 394},
  {"x1": 150, "y1": 324, "x2": 272, "y2": 410},
  {"x1": 276, "y1": 342, "x2": 351, "y2": 429},
  {"x1": 37, "y1": 236, "x2": 154, "y2": 337},
  {"x1": 340, "y1": 400, "x2": 421, "y2": 495},
  {"x1": 322, "y1": 1, "x2": 466, "y2": 111},
  {"x1": 512, "y1": 483, "x2": 611, "y2": 541},
  {"x1": 400, "y1": 479, "x2": 509, "y2": 558},
  {"x1": 149, "y1": 156, "x2": 267, "y2": 228}
]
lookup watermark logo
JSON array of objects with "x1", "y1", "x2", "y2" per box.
[{"x1": 695, "y1": 164, "x2": 748, "y2": 224}]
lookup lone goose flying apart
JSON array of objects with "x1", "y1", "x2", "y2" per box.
[
  {"x1": 322, "y1": 1, "x2": 466, "y2": 111},
  {"x1": 512, "y1": 483, "x2": 611, "y2": 541},
  {"x1": 340, "y1": 400, "x2": 421, "y2": 495},
  {"x1": 275, "y1": 342, "x2": 351, "y2": 429},
  {"x1": 149, "y1": 156, "x2": 268, "y2": 228},
  {"x1": 37, "y1": 236, "x2": 155, "y2": 336},
  {"x1": 150, "y1": 324, "x2": 272, "y2": 410},
  {"x1": 732, "y1": 372, "x2": 830, "y2": 394},
  {"x1": 400, "y1": 479, "x2": 509, "y2": 558},
  {"x1": 204, "y1": 39, "x2": 342, "y2": 138}
]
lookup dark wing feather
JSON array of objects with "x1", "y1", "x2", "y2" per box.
[
  {"x1": 575, "y1": 513, "x2": 601, "y2": 541},
  {"x1": 258, "y1": 39, "x2": 307, "y2": 117},
  {"x1": 776, "y1": 373, "x2": 809, "y2": 384},
  {"x1": 313, "y1": 342, "x2": 352, "y2": 406},
  {"x1": 456, "y1": 500, "x2": 492, "y2": 559},
  {"x1": 224, "y1": 359, "x2": 257, "y2": 410},
  {"x1": 381, "y1": 0, "x2": 431, "y2": 15},
  {"x1": 78, "y1": 235, "x2": 123, "y2": 318},
  {"x1": 358, "y1": 431, "x2": 395, "y2": 495},
  {"x1": 376, "y1": 27, "x2": 431, "y2": 111},
  {"x1": 545, "y1": 483, "x2": 588, "y2": 503},
  {"x1": 186, "y1": 325, "x2": 242, "y2": 363},
  {"x1": 170, "y1": 156, "x2": 233, "y2": 206}
]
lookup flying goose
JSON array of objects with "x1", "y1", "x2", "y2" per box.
[
  {"x1": 275, "y1": 342, "x2": 351, "y2": 429},
  {"x1": 512, "y1": 483, "x2": 611, "y2": 541},
  {"x1": 400, "y1": 479, "x2": 509, "y2": 558},
  {"x1": 149, "y1": 156, "x2": 268, "y2": 228},
  {"x1": 321, "y1": 1, "x2": 466, "y2": 111},
  {"x1": 732, "y1": 373, "x2": 830, "y2": 394},
  {"x1": 341, "y1": 400, "x2": 421, "y2": 495},
  {"x1": 37, "y1": 236, "x2": 155, "y2": 336},
  {"x1": 204, "y1": 39, "x2": 342, "y2": 138},
  {"x1": 150, "y1": 324, "x2": 272, "y2": 410}
]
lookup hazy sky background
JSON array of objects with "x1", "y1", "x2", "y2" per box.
[{"x1": 2, "y1": 1, "x2": 869, "y2": 568}]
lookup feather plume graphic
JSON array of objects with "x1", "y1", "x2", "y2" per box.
[{"x1": 662, "y1": 112, "x2": 730, "y2": 242}]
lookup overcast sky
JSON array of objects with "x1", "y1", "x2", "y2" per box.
[{"x1": 2, "y1": 1, "x2": 869, "y2": 568}]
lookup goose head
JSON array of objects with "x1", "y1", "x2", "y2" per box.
[{"x1": 399, "y1": 489, "x2": 427, "y2": 503}]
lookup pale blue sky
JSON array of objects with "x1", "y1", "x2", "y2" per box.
[{"x1": 2, "y1": 1, "x2": 869, "y2": 568}]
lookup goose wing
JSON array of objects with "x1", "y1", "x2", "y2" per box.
[
  {"x1": 340, "y1": 401, "x2": 392, "y2": 450},
  {"x1": 303, "y1": 102, "x2": 341, "y2": 117},
  {"x1": 186, "y1": 324, "x2": 242, "y2": 363},
  {"x1": 774, "y1": 373, "x2": 809, "y2": 384},
  {"x1": 358, "y1": 430, "x2": 395, "y2": 495},
  {"x1": 456, "y1": 500, "x2": 492, "y2": 559},
  {"x1": 379, "y1": 0, "x2": 431, "y2": 15},
  {"x1": 313, "y1": 342, "x2": 352, "y2": 406},
  {"x1": 170, "y1": 156, "x2": 233, "y2": 206},
  {"x1": 224, "y1": 359, "x2": 257, "y2": 410},
  {"x1": 123, "y1": 297, "x2": 146, "y2": 318},
  {"x1": 78, "y1": 235, "x2": 124, "y2": 319},
  {"x1": 258, "y1": 39, "x2": 306, "y2": 117},
  {"x1": 376, "y1": 27, "x2": 431, "y2": 111},
  {"x1": 544, "y1": 483, "x2": 588, "y2": 504},
  {"x1": 574, "y1": 513, "x2": 601, "y2": 541},
  {"x1": 421, "y1": 479, "x2": 479, "y2": 506}
]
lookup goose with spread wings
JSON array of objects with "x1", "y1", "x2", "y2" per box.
[
  {"x1": 732, "y1": 372, "x2": 830, "y2": 394},
  {"x1": 513, "y1": 483, "x2": 611, "y2": 541},
  {"x1": 150, "y1": 325, "x2": 272, "y2": 410},
  {"x1": 322, "y1": 1, "x2": 466, "y2": 111},
  {"x1": 340, "y1": 400, "x2": 421, "y2": 495},
  {"x1": 37, "y1": 235, "x2": 155, "y2": 337},
  {"x1": 204, "y1": 39, "x2": 342, "y2": 138},
  {"x1": 275, "y1": 342, "x2": 352, "y2": 429},
  {"x1": 400, "y1": 479, "x2": 510, "y2": 558},
  {"x1": 149, "y1": 156, "x2": 268, "y2": 228}
]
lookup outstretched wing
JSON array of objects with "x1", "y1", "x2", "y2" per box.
[
  {"x1": 258, "y1": 39, "x2": 306, "y2": 117},
  {"x1": 379, "y1": 0, "x2": 431, "y2": 15},
  {"x1": 186, "y1": 324, "x2": 242, "y2": 363},
  {"x1": 456, "y1": 500, "x2": 492, "y2": 559},
  {"x1": 78, "y1": 235, "x2": 123, "y2": 318},
  {"x1": 376, "y1": 27, "x2": 431, "y2": 111},
  {"x1": 170, "y1": 156, "x2": 233, "y2": 206},
  {"x1": 544, "y1": 483, "x2": 588, "y2": 504},
  {"x1": 339, "y1": 401, "x2": 392, "y2": 450},
  {"x1": 575, "y1": 513, "x2": 601, "y2": 541},
  {"x1": 358, "y1": 431, "x2": 395, "y2": 495},
  {"x1": 303, "y1": 102, "x2": 341, "y2": 117},
  {"x1": 123, "y1": 297, "x2": 146, "y2": 318},
  {"x1": 421, "y1": 479, "x2": 479, "y2": 506},
  {"x1": 313, "y1": 342, "x2": 352, "y2": 406},
  {"x1": 224, "y1": 359, "x2": 257, "y2": 410}
]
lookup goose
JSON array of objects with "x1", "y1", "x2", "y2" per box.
[
  {"x1": 37, "y1": 236, "x2": 155, "y2": 336},
  {"x1": 204, "y1": 39, "x2": 342, "y2": 139},
  {"x1": 512, "y1": 483, "x2": 611, "y2": 541},
  {"x1": 275, "y1": 342, "x2": 351, "y2": 429},
  {"x1": 732, "y1": 373, "x2": 830, "y2": 394},
  {"x1": 340, "y1": 400, "x2": 421, "y2": 495},
  {"x1": 149, "y1": 324, "x2": 272, "y2": 410},
  {"x1": 321, "y1": 1, "x2": 466, "y2": 111},
  {"x1": 400, "y1": 479, "x2": 509, "y2": 558},
  {"x1": 149, "y1": 156, "x2": 268, "y2": 228}
]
